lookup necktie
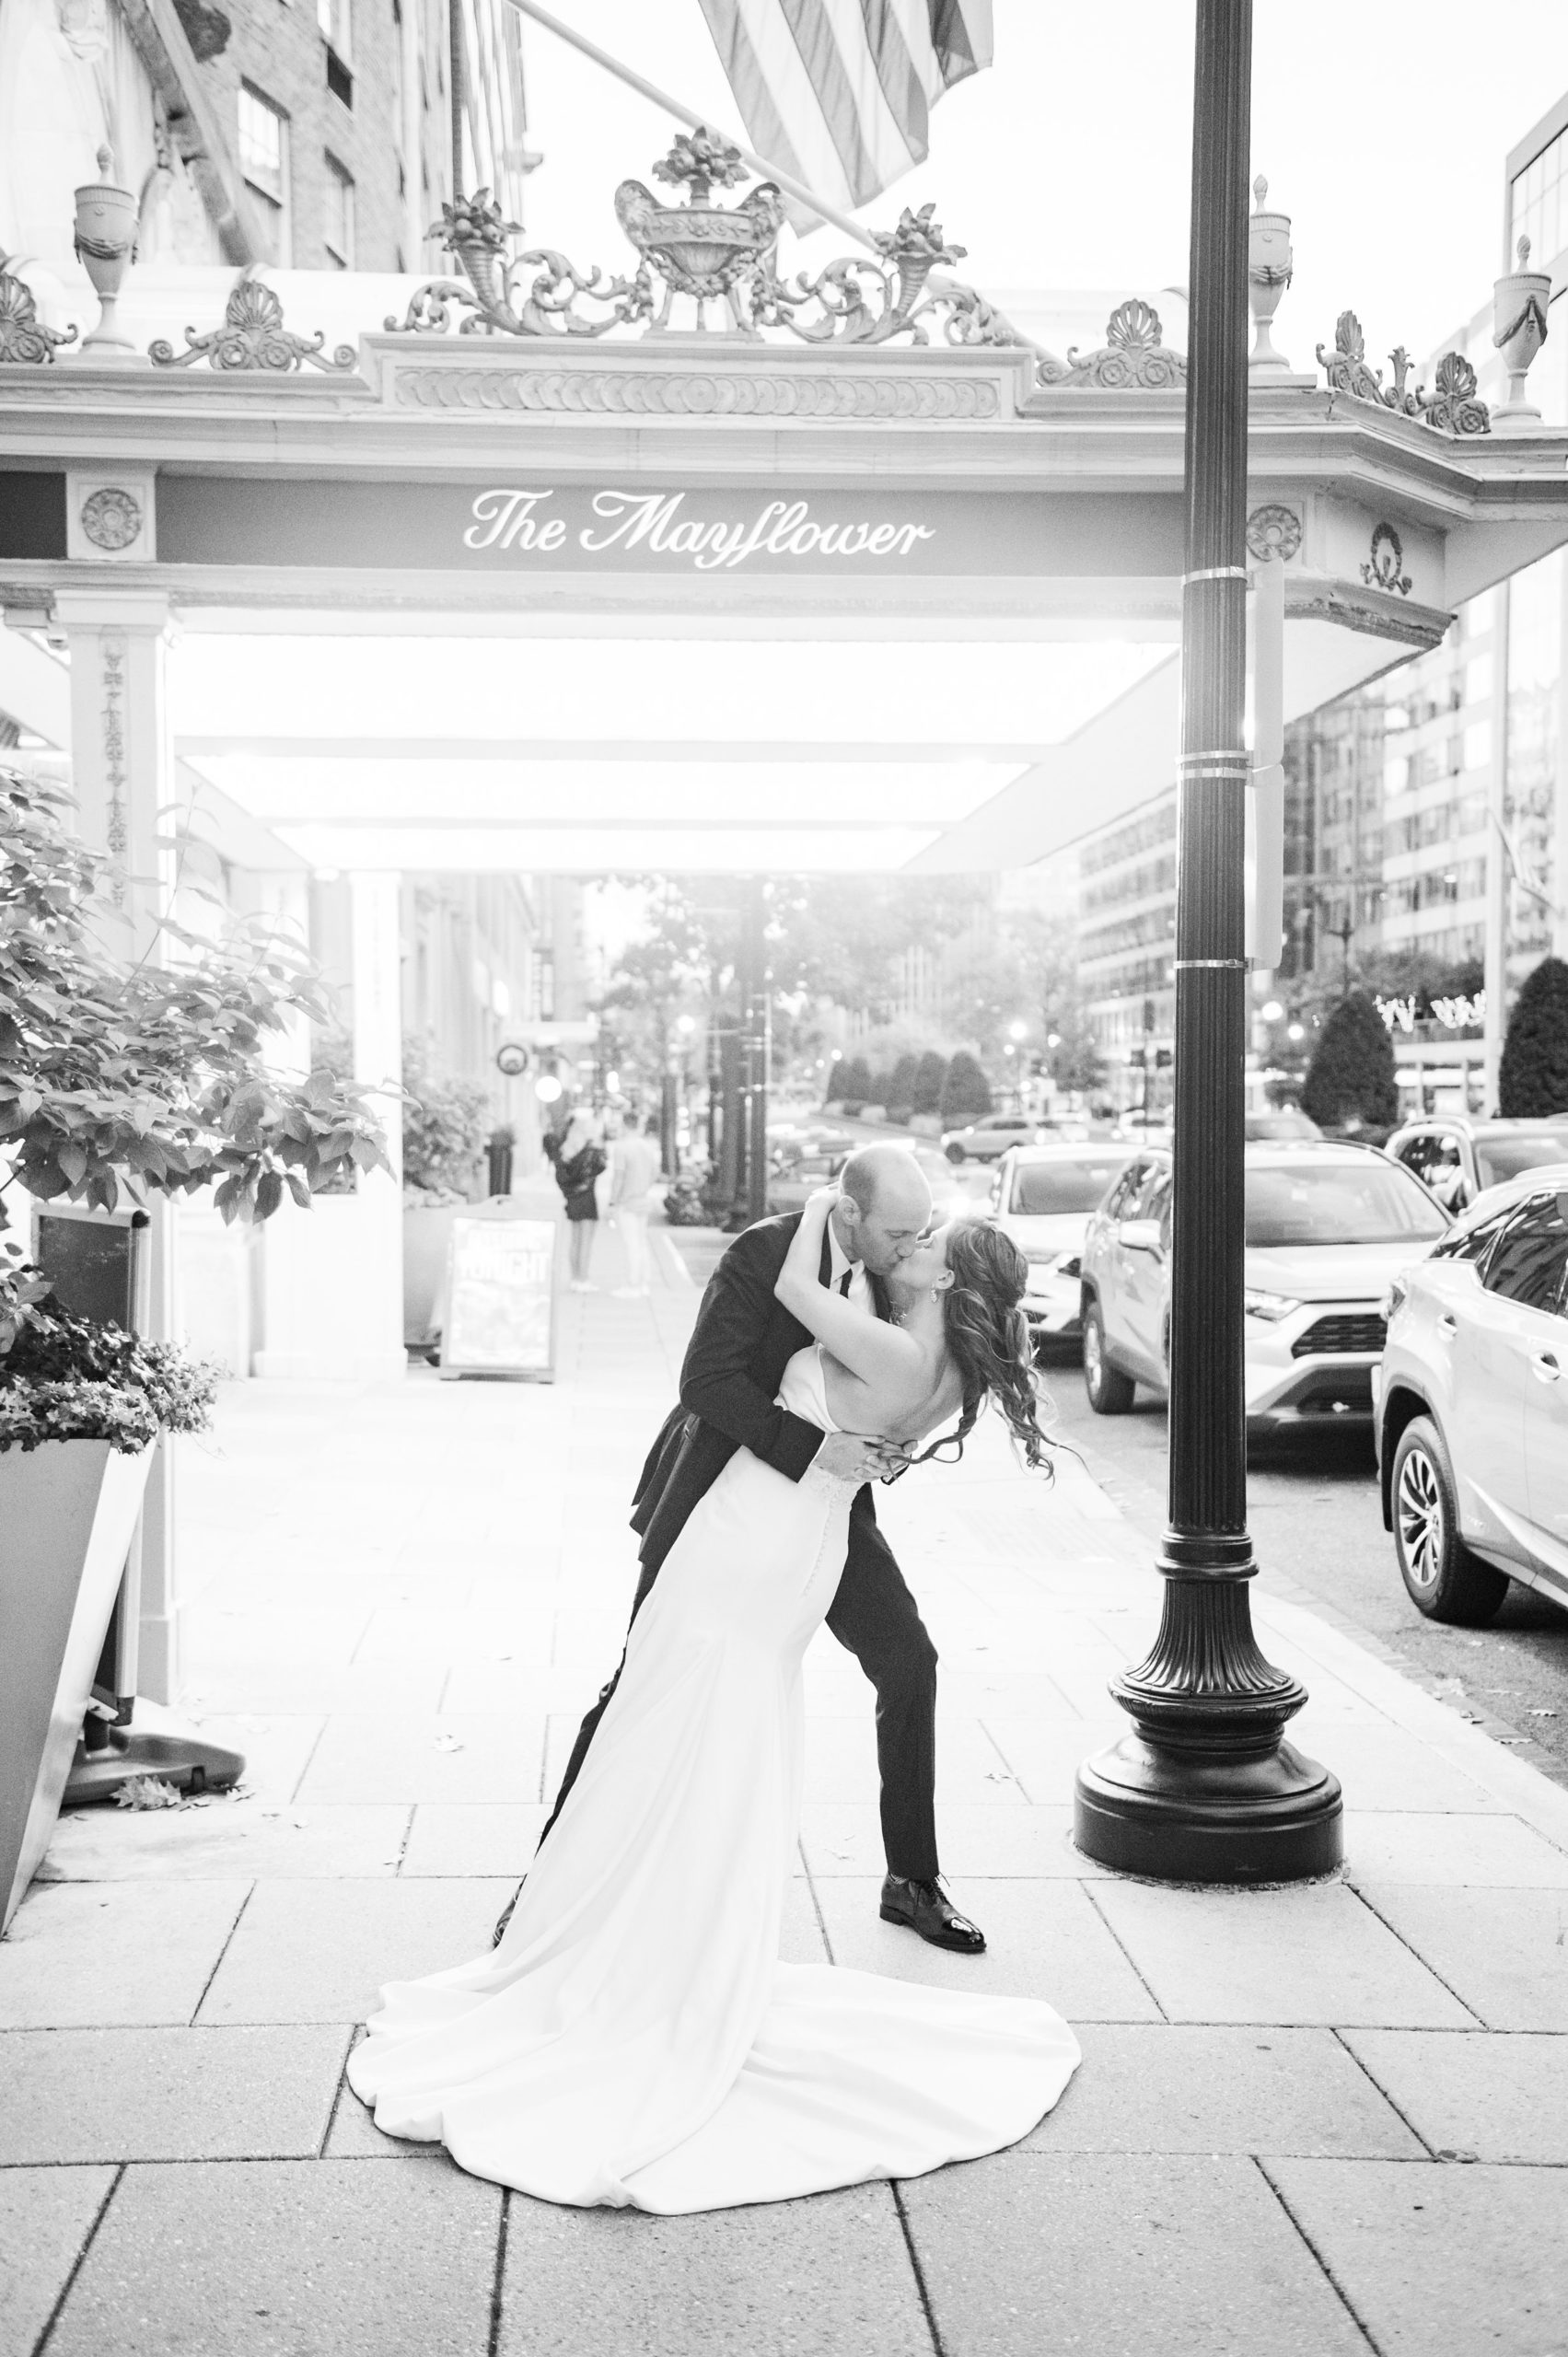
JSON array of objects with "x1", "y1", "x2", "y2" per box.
[{"x1": 838, "y1": 1270, "x2": 853, "y2": 1298}]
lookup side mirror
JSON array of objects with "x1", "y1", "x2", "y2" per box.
[{"x1": 1120, "y1": 1218, "x2": 1163, "y2": 1256}]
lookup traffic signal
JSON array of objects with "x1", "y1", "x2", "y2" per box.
[
  {"x1": 1156, "y1": 1048, "x2": 1173, "y2": 1068},
  {"x1": 1129, "y1": 1049, "x2": 1147, "y2": 1070}
]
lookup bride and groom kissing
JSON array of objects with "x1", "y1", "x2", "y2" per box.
[{"x1": 347, "y1": 1144, "x2": 1080, "y2": 2212}]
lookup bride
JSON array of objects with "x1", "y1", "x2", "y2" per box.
[{"x1": 346, "y1": 1187, "x2": 1080, "y2": 2211}]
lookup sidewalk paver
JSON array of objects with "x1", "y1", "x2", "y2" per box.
[
  {"x1": 5, "y1": 1247, "x2": 1568, "y2": 2354},
  {"x1": 1262, "y1": 2159, "x2": 1568, "y2": 2357}
]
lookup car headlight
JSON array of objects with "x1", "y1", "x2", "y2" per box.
[
  {"x1": 1381, "y1": 1275, "x2": 1409, "y2": 1319},
  {"x1": 1243, "y1": 1287, "x2": 1302, "y2": 1322}
]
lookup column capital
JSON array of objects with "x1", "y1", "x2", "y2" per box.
[{"x1": 52, "y1": 587, "x2": 173, "y2": 634}]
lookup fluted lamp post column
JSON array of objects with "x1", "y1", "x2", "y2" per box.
[{"x1": 1074, "y1": 0, "x2": 1342, "y2": 1883}]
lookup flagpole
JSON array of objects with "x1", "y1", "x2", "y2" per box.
[{"x1": 503, "y1": 0, "x2": 883, "y2": 255}]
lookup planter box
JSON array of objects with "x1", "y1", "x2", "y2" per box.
[{"x1": 1, "y1": 1440, "x2": 153, "y2": 1933}]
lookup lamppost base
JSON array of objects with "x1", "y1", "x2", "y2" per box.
[{"x1": 1074, "y1": 1734, "x2": 1342, "y2": 1883}]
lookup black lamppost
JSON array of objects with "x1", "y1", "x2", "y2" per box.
[{"x1": 1074, "y1": 0, "x2": 1342, "y2": 1882}]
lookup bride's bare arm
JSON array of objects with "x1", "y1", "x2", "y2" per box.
[{"x1": 774, "y1": 1190, "x2": 923, "y2": 1389}]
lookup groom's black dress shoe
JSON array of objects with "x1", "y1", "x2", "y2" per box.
[
  {"x1": 492, "y1": 1884, "x2": 523, "y2": 1948},
  {"x1": 879, "y1": 1875, "x2": 986, "y2": 1954}
]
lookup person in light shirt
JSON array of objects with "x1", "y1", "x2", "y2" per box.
[{"x1": 610, "y1": 1111, "x2": 663, "y2": 1297}]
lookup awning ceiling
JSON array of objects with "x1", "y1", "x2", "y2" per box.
[{"x1": 169, "y1": 629, "x2": 1177, "y2": 875}]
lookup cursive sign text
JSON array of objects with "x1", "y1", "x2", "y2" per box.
[{"x1": 463, "y1": 488, "x2": 936, "y2": 571}]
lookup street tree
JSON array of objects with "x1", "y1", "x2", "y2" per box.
[
  {"x1": 1300, "y1": 990, "x2": 1400, "y2": 1133},
  {"x1": 1499, "y1": 955, "x2": 1568, "y2": 1117},
  {"x1": 939, "y1": 1049, "x2": 993, "y2": 1126}
]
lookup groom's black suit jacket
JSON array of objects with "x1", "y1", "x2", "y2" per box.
[{"x1": 631, "y1": 1213, "x2": 884, "y2": 1576}]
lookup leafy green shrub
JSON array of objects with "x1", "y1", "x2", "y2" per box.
[
  {"x1": 402, "y1": 1037, "x2": 490, "y2": 1193},
  {"x1": 912, "y1": 1051, "x2": 947, "y2": 1116},
  {"x1": 1300, "y1": 992, "x2": 1399, "y2": 1133},
  {"x1": 833, "y1": 1055, "x2": 874, "y2": 1109},
  {"x1": 0, "y1": 1253, "x2": 216, "y2": 1454},
  {"x1": 939, "y1": 1049, "x2": 993, "y2": 1126},
  {"x1": 1499, "y1": 956, "x2": 1568, "y2": 1117},
  {"x1": 885, "y1": 1053, "x2": 920, "y2": 1120},
  {"x1": 0, "y1": 772, "x2": 388, "y2": 1228}
]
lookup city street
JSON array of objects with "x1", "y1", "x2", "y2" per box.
[{"x1": 1040, "y1": 1348, "x2": 1568, "y2": 1792}]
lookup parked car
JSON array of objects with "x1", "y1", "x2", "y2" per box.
[
  {"x1": 942, "y1": 1114, "x2": 1042, "y2": 1164},
  {"x1": 1244, "y1": 1108, "x2": 1322, "y2": 1143},
  {"x1": 1385, "y1": 1115, "x2": 1568, "y2": 1217},
  {"x1": 1078, "y1": 1142, "x2": 1449, "y2": 1434},
  {"x1": 767, "y1": 1134, "x2": 966, "y2": 1220},
  {"x1": 989, "y1": 1143, "x2": 1135, "y2": 1348},
  {"x1": 1376, "y1": 1165, "x2": 1568, "y2": 1622}
]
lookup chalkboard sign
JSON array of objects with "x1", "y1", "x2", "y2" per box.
[
  {"x1": 32, "y1": 1208, "x2": 146, "y2": 1329},
  {"x1": 439, "y1": 1213, "x2": 556, "y2": 1382}
]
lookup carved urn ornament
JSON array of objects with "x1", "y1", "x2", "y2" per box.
[
  {"x1": 614, "y1": 131, "x2": 785, "y2": 333},
  {"x1": 1492, "y1": 235, "x2": 1552, "y2": 434},
  {"x1": 73, "y1": 145, "x2": 140, "y2": 360},
  {"x1": 1248, "y1": 176, "x2": 1293, "y2": 371}
]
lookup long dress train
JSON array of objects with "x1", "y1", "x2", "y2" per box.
[{"x1": 345, "y1": 1347, "x2": 1079, "y2": 2211}]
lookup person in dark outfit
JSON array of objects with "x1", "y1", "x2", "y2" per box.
[
  {"x1": 543, "y1": 1110, "x2": 608, "y2": 1291},
  {"x1": 495, "y1": 1142, "x2": 985, "y2": 1956}
]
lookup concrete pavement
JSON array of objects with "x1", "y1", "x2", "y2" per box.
[{"x1": 3, "y1": 1211, "x2": 1567, "y2": 2356}]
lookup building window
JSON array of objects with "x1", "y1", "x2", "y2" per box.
[
  {"x1": 238, "y1": 85, "x2": 290, "y2": 265},
  {"x1": 1510, "y1": 125, "x2": 1567, "y2": 272},
  {"x1": 323, "y1": 155, "x2": 355, "y2": 267},
  {"x1": 317, "y1": 0, "x2": 351, "y2": 55}
]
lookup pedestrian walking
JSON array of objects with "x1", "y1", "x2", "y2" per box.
[
  {"x1": 610, "y1": 1112, "x2": 663, "y2": 1297},
  {"x1": 543, "y1": 1109, "x2": 608, "y2": 1292}
]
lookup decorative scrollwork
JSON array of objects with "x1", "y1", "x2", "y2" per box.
[
  {"x1": 1035, "y1": 299, "x2": 1187, "y2": 389},
  {"x1": 385, "y1": 146, "x2": 1028, "y2": 353},
  {"x1": 150, "y1": 269, "x2": 357, "y2": 371},
  {"x1": 1316, "y1": 308, "x2": 1489, "y2": 435},
  {"x1": 1361, "y1": 520, "x2": 1412, "y2": 597},
  {"x1": 1246, "y1": 504, "x2": 1302, "y2": 563},
  {"x1": 1423, "y1": 352, "x2": 1489, "y2": 436},
  {"x1": 0, "y1": 259, "x2": 76, "y2": 363}
]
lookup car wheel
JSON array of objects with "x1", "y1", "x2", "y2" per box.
[
  {"x1": 1390, "y1": 1416, "x2": 1509, "y2": 1626},
  {"x1": 945, "y1": 1143, "x2": 966, "y2": 1164},
  {"x1": 1083, "y1": 1301, "x2": 1136, "y2": 1415}
]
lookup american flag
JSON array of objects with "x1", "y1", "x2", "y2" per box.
[{"x1": 697, "y1": 1, "x2": 993, "y2": 219}]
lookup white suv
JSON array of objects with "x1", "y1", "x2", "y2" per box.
[
  {"x1": 1376, "y1": 1166, "x2": 1568, "y2": 1622},
  {"x1": 1078, "y1": 1142, "x2": 1449, "y2": 1437}
]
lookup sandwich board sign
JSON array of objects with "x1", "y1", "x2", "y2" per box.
[{"x1": 438, "y1": 1211, "x2": 557, "y2": 1382}]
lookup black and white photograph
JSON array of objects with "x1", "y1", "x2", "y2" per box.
[{"x1": 2, "y1": 0, "x2": 1568, "y2": 2349}]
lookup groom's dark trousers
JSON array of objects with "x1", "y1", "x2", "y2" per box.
[{"x1": 539, "y1": 1213, "x2": 941, "y2": 1882}]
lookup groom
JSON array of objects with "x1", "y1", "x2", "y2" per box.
[{"x1": 496, "y1": 1142, "x2": 984, "y2": 1956}]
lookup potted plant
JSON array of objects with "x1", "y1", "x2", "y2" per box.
[
  {"x1": 401, "y1": 1039, "x2": 491, "y2": 1348},
  {"x1": 0, "y1": 1252, "x2": 218, "y2": 1928},
  {"x1": 0, "y1": 767, "x2": 389, "y2": 1929}
]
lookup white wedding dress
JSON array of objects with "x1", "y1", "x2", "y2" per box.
[{"x1": 346, "y1": 1345, "x2": 1080, "y2": 2210}]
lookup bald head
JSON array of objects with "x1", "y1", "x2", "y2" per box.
[{"x1": 834, "y1": 1144, "x2": 933, "y2": 1277}]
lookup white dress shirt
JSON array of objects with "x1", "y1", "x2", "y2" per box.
[{"x1": 825, "y1": 1220, "x2": 873, "y2": 1316}]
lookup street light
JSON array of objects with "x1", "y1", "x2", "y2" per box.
[
  {"x1": 1074, "y1": 0, "x2": 1342, "y2": 1885},
  {"x1": 1260, "y1": 999, "x2": 1283, "y2": 1023},
  {"x1": 1008, "y1": 1019, "x2": 1028, "y2": 1042}
]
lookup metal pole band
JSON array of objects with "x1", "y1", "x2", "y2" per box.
[
  {"x1": 1178, "y1": 749, "x2": 1250, "y2": 767},
  {"x1": 1174, "y1": 958, "x2": 1249, "y2": 970},
  {"x1": 1182, "y1": 564, "x2": 1250, "y2": 586}
]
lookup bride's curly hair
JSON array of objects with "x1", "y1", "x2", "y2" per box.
[{"x1": 897, "y1": 1221, "x2": 1054, "y2": 1478}]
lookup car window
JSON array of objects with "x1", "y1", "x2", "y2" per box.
[
  {"x1": 1395, "y1": 1132, "x2": 1436, "y2": 1180},
  {"x1": 1106, "y1": 1160, "x2": 1150, "y2": 1218},
  {"x1": 1433, "y1": 1203, "x2": 1517, "y2": 1264},
  {"x1": 1010, "y1": 1158, "x2": 1130, "y2": 1215},
  {"x1": 1243, "y1": 1160, "x2": 1448, "y2": 1247},
  {"x1": 1482, "y1": 1191, "x2": 1568, "y2": 1316},
  {"x1": 1474, "y1": 1132, "x2": 1568, "y2": 1188},
  {"x1": 1131, "y1": 1164, "x2": 1170, "y2": 1220}
]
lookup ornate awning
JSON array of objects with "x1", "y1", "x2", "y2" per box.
[{"x1": 3, "y1": 142, "x2": 1566, "y2": 873}]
